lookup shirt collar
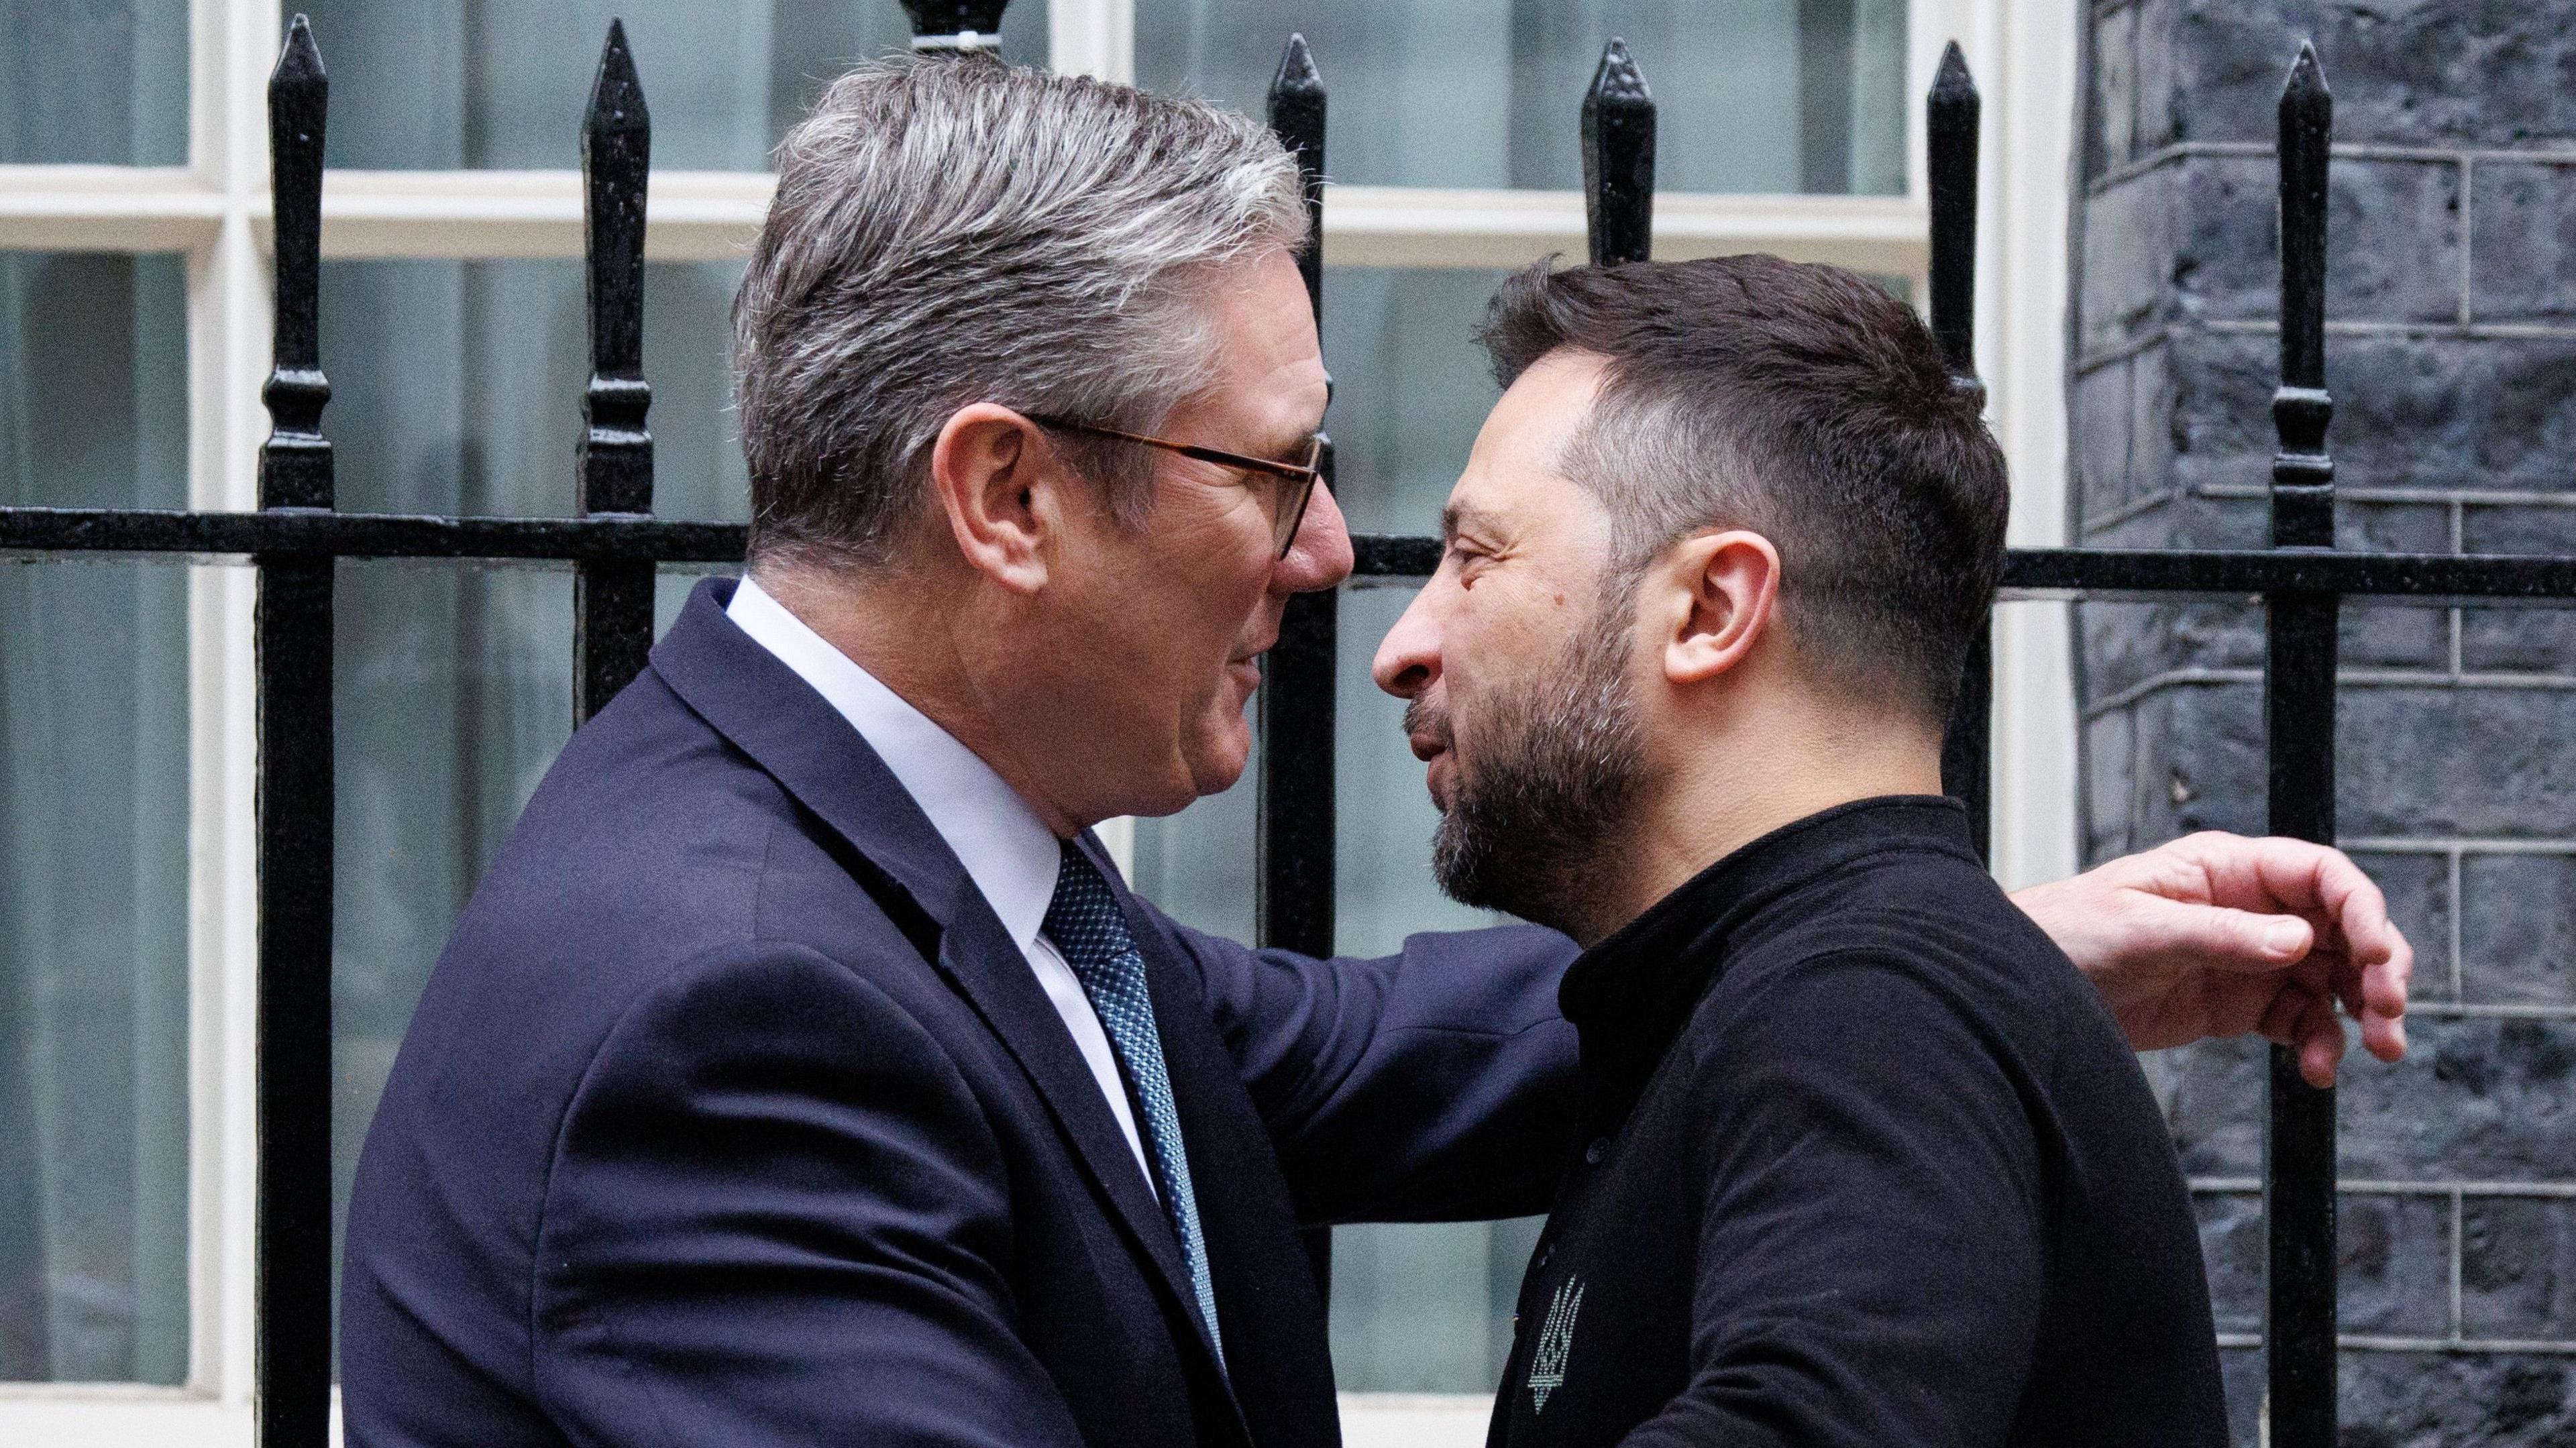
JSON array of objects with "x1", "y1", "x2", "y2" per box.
[
  {"x1": 724, "y1": 575, "x2": 1062, "y2": 954},
  {"x1": 1557, "y1": 795, "x2": 1975, "y2": 1123}
]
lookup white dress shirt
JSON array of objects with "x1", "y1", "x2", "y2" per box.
[{"x1": 725, "y1": 576, "x2": 1157, "y2": 1190}]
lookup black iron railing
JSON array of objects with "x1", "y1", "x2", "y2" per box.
[{"x1": 4, "y1": 9, "x2": 2573, "y2": 1447}]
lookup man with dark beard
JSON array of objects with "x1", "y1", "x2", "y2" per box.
[{"x1": 1373, "y1": 255, "x2": 2239, "y2": 1448}]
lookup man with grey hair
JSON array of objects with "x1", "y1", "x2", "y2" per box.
[{"x1": 341, "y1": 57, "x2": 2410, "y2": 1448}]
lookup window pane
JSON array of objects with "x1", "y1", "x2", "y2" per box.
[
  {"x1": 1, "y1": 0, "x2": 189, "y2": 165},
  {"x1": 0, "y1": 253, "x2": 191, "y2": 1384},
  {"x1": 1136, "y1": 0, "x2": 1906, "y2": 194},
  {"x1": 319, "y1": 258, "x2": 749, "y2": 521},
  {"x1": 294, "y1": 0, "x2": 1047, "y2": 171}
]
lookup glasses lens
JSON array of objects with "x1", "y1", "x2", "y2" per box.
[{"x1": 1273, "y1": 436, "x2": 1324, "y2": 557}]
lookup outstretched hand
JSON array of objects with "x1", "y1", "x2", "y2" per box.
[{"x1": 2011, "y1": 832, "x2": 2411, "y2": 1087}]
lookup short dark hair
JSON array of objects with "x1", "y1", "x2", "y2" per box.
[{"x1": 1477, "y1": 254, "x2": 2008, "y2": 724}]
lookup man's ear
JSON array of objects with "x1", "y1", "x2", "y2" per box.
[
  {"x1": 927, "y1": 403, "x2": 1066, "y2": 594},
  {"x1": 1655, "y1": 529, "x2": 1782, "y2": 686}
]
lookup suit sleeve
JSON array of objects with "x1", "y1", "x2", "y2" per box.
[
  {"x1": 1626, "y1": 954, "x2": 2046, "y2": 1448},
  {"x1": 530, "y1": 943, "x2": 1087, "y2": 1448},
  {"x1": 1143, "y1": 915, "x2": 1584, "y2": 1226}
]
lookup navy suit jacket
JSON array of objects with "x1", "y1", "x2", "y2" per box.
[{"x1": 341, "y1": 579, "x2": 1581, "y2": 1448}]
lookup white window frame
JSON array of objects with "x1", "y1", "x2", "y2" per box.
[{"x1": 0, "y1": 0, "x2": 2074, "y2": 1441}]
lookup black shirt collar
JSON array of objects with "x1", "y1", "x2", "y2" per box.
[{"x1": 1558, "y1": 795, "x2": 1978, "y2": 1126}]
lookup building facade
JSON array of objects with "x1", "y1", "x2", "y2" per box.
[{"x1": 2074, "y1": 2, "x2": 2576, "y2": 1441}]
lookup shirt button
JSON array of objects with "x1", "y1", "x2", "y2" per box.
[{"x1": 1585, "y1": 1136, "x2": 1610, "y2": 1165}]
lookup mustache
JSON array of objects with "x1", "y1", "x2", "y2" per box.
[{"x1": 1402, "y1": 696, "x2": 1454, "y2": 749}]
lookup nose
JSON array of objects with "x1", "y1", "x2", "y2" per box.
[
  {"x1": 1273, "y1": 477, "x2": 1354, "y2": 596},
  {"x1": 1372, "y1": 581, "x2": 1442, "y2": 700}
]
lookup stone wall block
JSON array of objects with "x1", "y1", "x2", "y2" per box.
[
  {"x1": 2458, "y1": 605, "x2": 2576, "y2": 675},
  {"x1": 2082, "y1": 171, "x2": 2180, "y2": 356},
  {"x1": 2468, "y1": 340, "x2": 2576, "y2": 495},
  {"x1": 2074, "y1": 352, "x2": 2140, "y2": 526},
  {"x1": 2084, "y1": 708, "x2": 2138, "y2": 857},
  {"x1": 2459, "y1": 853, "x2": 2576, "y2": 1007},
  {"x1": 2218, "y1": 1347, "x2": 2262, "y2": 1448},
  {"x1": 2132, "y1": 0, "x2": 2180, "y2": 155},
  {"x1": 2171, "y1": 5, "x2": 2576, "y2": 148},
  {"x1": 2342, "y1": 1192, "x2": 2455, "y2": 1336},
  {"x1": 2336, "y1": 504, "x2": 2451, "y2": 669},
  {"x1": 2462, "y1": 1195, "x2": 2576, "y2": 1341},
  {"x1": 2339, "y1": 1018, "x2": 2576, "y2": 1178},
  {"x1": 2471, "y1": 162, "x2": 2576, "y2": 324},
  {"x1": 2133, "y1": 683, "x2": 2267, "y2": 840},
  {"x1": 2078, "y1": 597, "x2": 2262, "y2": 700},
  {"x1": 2335, "y1": 689, "x2": 2576, "y2": 838},
  {"x1": 2158, "y1": 1031, "x2": 2267, "y2": 1176},
  {"x1": 2349, "y1": 849, "x2": 2453, "y2": 1001},
  {"x1": 2171, "y1": 156, "x2": 2461, "y2": 325},
  {"x1": 2195, "y1": 1189, "x2": 2263, "y2": 1334},
  {"x1": 2337, "y1": 1355, "x2": 2576, "y2": 1447},
  {"x1": 2092, "y1": 1, "x2": 2141, "y2": 176}
]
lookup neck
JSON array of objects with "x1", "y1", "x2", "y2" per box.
[
  {"x1": 1591, "y1": 696, "x2": 1944, "y2": 945},
  {"x1": 751, "y1": 560, "x2": 1085, "y2": 838}
]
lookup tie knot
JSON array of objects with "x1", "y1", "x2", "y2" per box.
[{"x1": 1043, "y1": 840, "x2": 1134, "y2": 971}]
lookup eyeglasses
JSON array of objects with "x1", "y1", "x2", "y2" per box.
[{"x1": 1026, "y1": 412, "x2": 1324, "y2": 559}]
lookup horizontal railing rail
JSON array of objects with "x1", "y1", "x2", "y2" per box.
[
  {"x1": 11, "y1": 509, "x2": 2576, "y2": 608},
  {"x1": 2, "y1": 8, "x2": 2568, "y2": 1446}
]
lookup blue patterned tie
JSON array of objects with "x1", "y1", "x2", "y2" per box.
[{"x1": 1043, "y1": 840, "x2": 1224, "y2": 1359}]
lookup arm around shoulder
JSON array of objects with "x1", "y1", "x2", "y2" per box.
[{"x1": 531, "y1": 942, "x2": 1087, "y2": 1448}]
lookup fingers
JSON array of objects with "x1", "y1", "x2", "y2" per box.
[
  {"x1": 2168, "y1": 833, "x2": 2412, "y2": 1061},
  {"x1": 2297, "y1": 991, "x2": 2347, "y2": 1089},
  {"x1": 2254, "y1": 984, "x2": 2347, "y2": 1088}
]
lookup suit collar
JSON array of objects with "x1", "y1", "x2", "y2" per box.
[
  {"x1": 722, "y1": 574, "x2": 1061, "y2": 956},
  {"x1": 650, "y1": 578, "x2": 1238, "y2": 1401}
]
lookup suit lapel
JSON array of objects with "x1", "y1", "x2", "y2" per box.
[{"x1": 650, "y1": 580, "x2": 1234, "y2": 1399}]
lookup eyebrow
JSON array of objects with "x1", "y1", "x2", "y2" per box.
[{"x1": 1440, "y1": 502, "x2": 1496, "y2": 544}]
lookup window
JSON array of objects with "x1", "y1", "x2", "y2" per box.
[{"x1": 0, "y1": 1, "x2": 2075, "y2": 1441}]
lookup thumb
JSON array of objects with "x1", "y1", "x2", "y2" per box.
[{"x1": 2123, "y1": 895, "x2": 2315, "y2": 974}]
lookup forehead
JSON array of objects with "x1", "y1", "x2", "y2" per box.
[{"x1": 1446, "y1": 349, "x2": 1612, "y2": 527}]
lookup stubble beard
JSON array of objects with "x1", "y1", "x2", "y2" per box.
[{"x1": 1416, "y1": 594, "x2": 1652, "y2": 942}]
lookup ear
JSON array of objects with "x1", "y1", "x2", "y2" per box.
[
  {"x1": 1654, "y1": 529, "x2": 1782, "y2": 687},
  {"x1": 926, "y1": 403, "x2": 1070, "y2": 594}
]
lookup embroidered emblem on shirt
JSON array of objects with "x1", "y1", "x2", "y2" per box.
[{"x1": 1527, "y1": 1275, "x2": 1585, "y2": 1413}]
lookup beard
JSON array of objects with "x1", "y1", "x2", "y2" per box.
[{"x1": 1409, "y1": 592, "x2": 1652, "y2": 942}]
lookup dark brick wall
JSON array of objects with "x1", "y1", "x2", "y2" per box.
[{"x1": 2071, "y1": 3, "x2": 2576, "y2": 1442}]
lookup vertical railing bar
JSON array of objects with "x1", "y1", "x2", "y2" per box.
[
  {"x1": 254, "y1": 15, "x2": 333, "y2": 1448},
  {"x1": 1927, "y1": 40, "x2": 1992, "y2": 864},
  {"x1": 902, "y1": 0, "x2": 1012, "y2": 56},
  {"x1": 574, "y1": 20, "x2": 656, "y2": 724},
  {"x1": 1261, "y1": 31, "x2": 1337, "y2": 1305},
  {"x1": 2262, "y1": 39, "x2": 2339, "y2": 1448},
  {"x1": 1581, "y1": 39, "x2": 1655, "y2": 267}
]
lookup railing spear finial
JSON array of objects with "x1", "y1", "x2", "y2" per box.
[
  {"x1": 902, "y1": 0, "x2": 1012, "y2": 56},
  {"x1": 1927, "y1": 40, "x2": 1982, "y2": 402},
  {"x1": 581, "y1": 18, "x2": 652, "y2": 518},
  {"x1": 1582, "y1": 38, "x2": 1655, "y2": 266},
  {"x1": 2271, "y1": 40, "x2": 2335, "y2": 547},
  {"x1": 574, "y1": 17, "x2": 658, "y2": 723},
  {"x1": 1268, "y1": 34, "x2": 1326, "y2": 322},
  {"x1": 262, "y1": 13, "x2": 332, "y2": 510}
]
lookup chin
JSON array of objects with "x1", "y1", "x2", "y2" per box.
[{"x1": 1181, "y1": 721, "x2": 1254, "y2": 800}]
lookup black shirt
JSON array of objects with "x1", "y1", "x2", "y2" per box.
[{"x1": 1488, "y1": 797, "x2": 2226, "y2": 1448}]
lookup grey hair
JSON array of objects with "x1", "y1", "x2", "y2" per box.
[{"x1": 732, "y1": 57, "x2": 1307, "y2": 570}]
